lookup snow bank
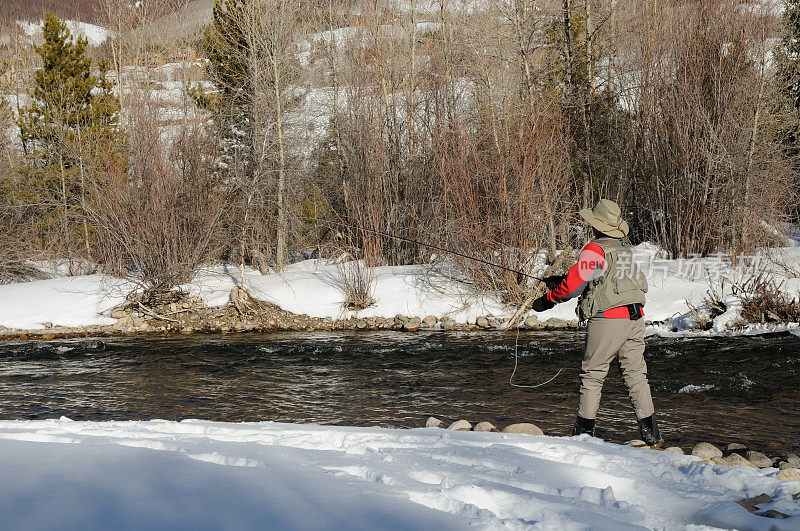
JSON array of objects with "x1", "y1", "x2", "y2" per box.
[
  {"x1": 0, "y1": 419, "x2": 797, "y2": 529},
  {"x1": 0, "y1": 275, "x2": 133, "y2": 330},
  {"x1": 2, "y1": 243, "x2": 799, "y2": 333}
]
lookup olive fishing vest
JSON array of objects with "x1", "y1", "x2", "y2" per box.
[{"x1": 577, "y1": 237, "x2": 648, "y2": 321}]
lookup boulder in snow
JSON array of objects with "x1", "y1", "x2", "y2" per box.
[
  {"x1": 473, "y1": 422, "x2": 498, "y2": 432},
  {"x1": 422, "y1": 315, "x2": 437, "y2": 328},
  {"x1": 777, "y1": 468, "x2": 800, "y2": 481},
  {"x1": 745, "y1": 451, "x2": 773, "y2": 468},
  {"x1": 476, "y1": 316, "x2": 490, "y2": 328},
  {"x1": 447, "y1": 420, "x2": 472, "y2": 431},
  {"x1": 725, "y1": 453, "x2": 757, "y2": 468},
  {"x1": 724, "y1": 442, "x2": 748, "y2": 456},
  {"x1": 501, "y1": 423, "x2": 543, "y2": 435},
  {"x1": 691, "y1": 442, "x2": 722, "y2": 459},
  {"x1": 663, "y1": 447, "x2": 684, "y2": 455},
  {"x1": 425, "y1": 417, "x2": 443, "y2": 428}
]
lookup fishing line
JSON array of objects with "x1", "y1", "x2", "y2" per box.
[{"x1": 509, "y1": 326, "x2": 563, "y2": 389}]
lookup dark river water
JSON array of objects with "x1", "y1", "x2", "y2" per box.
[{"x1": 0, "y1": 331, "x2": 798, "y2": 453}]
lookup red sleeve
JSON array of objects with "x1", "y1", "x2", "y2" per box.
[{"x1": 546, "y1": 243, "x2": 605, "y2": 303}]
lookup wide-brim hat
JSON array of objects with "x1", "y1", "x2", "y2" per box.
[{"x1": 579, "y1": 199, "x2": 629, "y2": 238}]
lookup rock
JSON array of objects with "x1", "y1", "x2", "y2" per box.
[
  {"x1": 476, "y1": 316, "x2": 490, "y2": 329},
  {"x1": 447, "y1": 420, "x2": 472, "y2": 431},
  {"x1": 724, "y1": 442, "x2": 748, "y2": 456},
  {"x1": 725, "y1": 453, "x2": 757, "y2": 468},
  {"x1": 746, "y1": 451, "x2": 773, "y2": 468},
  {"x1": 488, "y1": 319, "x2": 502, "y2": 329},
  {"x1": 762, "y1": 510, "x2": 790, "y2": 519},
  {"x1": 425, "y1": 416, "x2": 443, "y2": 428},
  {"x1": 711, "y1": 456, "x2": 729, "y2": 466},
  {"x1": 523, "y1": 316, "x2": 539, "y2": 329},
  {"x1": 356, "y1": 320, "x2": 367, "y2": 329},
  {"x1": 777, "y1": 468, "x2": 800, "y2": 481},
  {"x1": 110, "y1": 308, "x2": 126, "y2": 319},
  {"x1": 473, "y1": 422, "x2": 499, "y2": 432},
  {"x1": 737, "y1": 493, "x2": 772, "y2": 512},
  {"x1": 403, "y1": 317, "x2": 421, "y2": 331},
  {"x1": 794, "y1": 492, "x2": 800, "y2": 500},
  {"x1": 422, "y1": 315, "x2": 437, "y2": 328},
  {"x1": 691, "y1": 442, "x2": 722, "y2": 459},
  {"x1": 501, "y1": 423, "x2": 543, "y2": 435},
  {"x1": 779, "y1": 461, "x2": 793, "y2": 470},
  {"x1": 786, "y1": 453, "x2": 800, "y2": 467},
  {"x1": 544, "y1": 318, "x2": 568, "y2": 329},
  {"x1": 663, "y1": 447, "x2": 685, "y2": 455},
  {"x1": 42, "y1": 322, "x2": 53, "y2": 329},
  {"x1": 441, "y1": 317, "x2": 458, "y2": 331},
  {"x1": 625, "y1": 439, "x2": 648, "y2": 448}
]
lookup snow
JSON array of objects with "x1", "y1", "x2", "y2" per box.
[
  {"x1": 0, "y1": 418, "x2": 797, "y2": 529},
  {"x1": 0, "y1": 275, "x2": 133, "y2": 330},
  {"x1": 17, "y1": 20, "x2": 110, "y2": 47}
]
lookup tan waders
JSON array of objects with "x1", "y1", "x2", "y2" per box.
[{"x1": 578, "y1": 316, "x2": 655, "y2": 421}]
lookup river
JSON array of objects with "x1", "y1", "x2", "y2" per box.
[{"x1": 0, "y1": 331, "x2": 798, "y2": 453}]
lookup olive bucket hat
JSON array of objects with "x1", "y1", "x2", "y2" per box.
[{"x1": 579, "y1": 199, "x2": 629, "y2": 238}]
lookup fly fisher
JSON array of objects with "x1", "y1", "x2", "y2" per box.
[{"x1": 530, "y1": 199, "x2": 664, "y2": 446}]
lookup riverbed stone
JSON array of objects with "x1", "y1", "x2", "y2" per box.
[
  {"x1": 726, "y1": 453, "x2": 757, "y2": 468},
  {"x1": 422, "y1": 315, "x2": 437, "y2": 328},
  {"x1": 523, "y1": 316, "x2": 539, "y2": 329},
  {"x1": 544, "y1": 318, "x2": 568, "y2": 329},
  {"x1": 786, "y1": 453, "x2": 800, "y2": 467},
  {"x1": 473, "y1": 422, "x2": 499, "y2": 432},
  {"x1": 425, "y1": 416, "x2": 443, "y2": 428},
  {"x1": 664, "y1": 447, "x2": 685, "y2": 455},
  {"x1": 403, "y1": 317, "x2": 421, "y2": 331},
  {"x1": 501, "y1": 423, "x2": 543, "y2": 435},
  {"x1": 779, "y1": 461, "x2": 794, "y2": 470},
  {"x1": 777, "y1": 468, "x2": 800, "y2": 481},
  {"x1": 441, "y1": 317, "x2": 458, "y2": 330},
  {"x1": 447, "y1": 420, "x2": 472, "y2": 431},
  {"x1": 724, "y1": 442, "x2": 748, "y2": 456},
  {"x1": 746, "y1": 451, "x2": 773, "y2": 468},
  {"x1": 692, "y1": 442, "x2": 723, "y2": 459},
  {"x1": 625, "y1": 440, "x2": 648, "y2": 448},
  {"x1": 737, "y1": 493, "x2": 772, "y2": 512},
  {"x1": 476, "y1": 316, "x2": 490, "y2": 328}
]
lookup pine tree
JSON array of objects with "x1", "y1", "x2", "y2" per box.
[
  {"x1": 202, "y1": 0, "x2": 252, "y2": 170},
  {"x1": 17, "y1": 12, "x2": 122, "y2": 268},
  {"x1": 777, "y1": 0, "x2": 800, "y2": 157}
]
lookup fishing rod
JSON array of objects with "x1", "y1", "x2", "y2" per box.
[{"x1": 321, "y1": 219, "x2": 546, "y2": 282}]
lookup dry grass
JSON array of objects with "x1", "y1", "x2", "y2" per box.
[
  {"x1": 738, "y1": 274, "x2": 800, "y2": 324},
  {"x1": 337, "y1": 257, "x2": 375, "y2": 311}
]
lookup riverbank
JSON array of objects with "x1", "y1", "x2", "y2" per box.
[
  {"x1": 0, "y1": 418, "x2": 798, "y2": 529},
  {"x1": 1, "y1": 245, "x2": 799, "y2": 340}
]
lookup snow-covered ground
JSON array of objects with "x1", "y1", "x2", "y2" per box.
[
  {"x1": 0, "y1": 419, "x2": 797, "y2": 529},
  {"x1": 0, "y1": 244, "x2": 799, "y2": 335},
  {"x1": 16, "y1": 19, "x2": 110, "y2": 47}
]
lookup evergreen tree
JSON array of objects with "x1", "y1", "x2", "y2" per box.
[
  {"x1": 201, "y1": 0, "x2": 252, "y2": 170},
  {"x1": 17, "y1": 13, "x2": 122, "y2": 266},
  {"x1": 777, "y1": 0, "x2": 800, "y2": 158}
]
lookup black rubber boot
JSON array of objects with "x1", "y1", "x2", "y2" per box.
[
  {"x1": 572, "y1": 416, "x2": 596, "y2": 437},
  {"x1": 637, "y1": 414, "x2": 664, "y2": 447}
]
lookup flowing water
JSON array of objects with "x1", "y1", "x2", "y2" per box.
[{"x1": 0, "y1": 331, "x2": 798, "y2": 453}]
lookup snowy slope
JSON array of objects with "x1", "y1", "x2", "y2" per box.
[
  {"x1": 0, "y1": 419, "x2": 797, "y2": 529},
  {"x1": 17, "y1": 19, "x2": 110, "y2": 47}
]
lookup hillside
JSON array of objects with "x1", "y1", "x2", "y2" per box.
[{"x1": 0, "y1": 0, "x2": 100, "y2": 24}]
